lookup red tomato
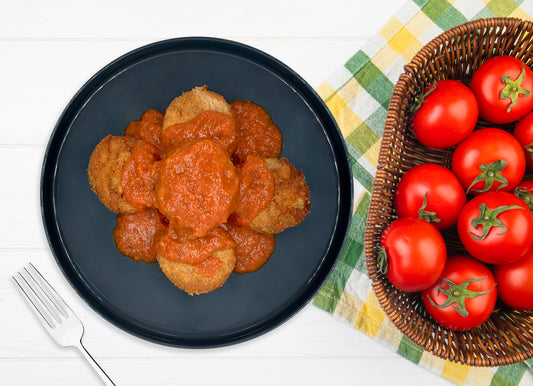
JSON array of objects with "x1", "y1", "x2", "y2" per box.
[
  {"x1": 514, "y1": 180, "x2": 533, "y2": 212},
  {"x1": 411, "y1": 80, "x2": 478, "y2": 149},
  {"x1": 457, "y1": 192, "x2": 533, "y2": 264},
  {"x1": 394, "y1": 163, "x2": 466, "y2": 230},
  {"x1": 470, "y1": 56, "x2": 533, "y2": 124},
  {"x1": 493, "y1": 247, "x2": 533, "y2": 310},
  {"x1": 379, "y1": 217, "x2": 446, "y2": 292},
  {"x1": 422, "y1": 255, "x2": 497, "y2": 331},
  {"x1": 451, "y1": 128, "x2": 526, "y2": 195},
  {"x1": 513, "y1": 110, "x2": 533, "y2": 170}
]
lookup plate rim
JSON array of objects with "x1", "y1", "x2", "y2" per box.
[{"x1": 40, "y1": 36, "x2": 353, "y2": 348}]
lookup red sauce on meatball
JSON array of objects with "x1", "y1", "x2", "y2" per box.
[
  {"x1": 229, "y1": 155, "x2": 275, "y2": 226},
  {"x1": 121, "y1": 140, "x2": 162, "y2": 210},
  {"x1": 161, "y1": 110, "x2": 236, "y2": 155},
  {"x1": 113, "y1": 208, "x2": 168, "y2": 263},
  {"x1": 124, "y1": 110, "x2": 164, "y2": 151},
  {"x1": 193, "y1": 256, "x2": 223, "y2": 277},
  {"x1": 195, "y1": 256, "x2": 225, "y2": 277},
  {"x1": 230, "y1": 101, "x2": 283, "y2": 163},
  {"x1": 156, "y1": 226, "x2": 235, "y2": 265},
  {"x1": 224, "y1": 223, "x2": 275, "y2": 273},
  {"x1": 124, "y1": 120, "x2": 140, "y2": 137},
  {"x1": 136, "y1": 110, "x2": 164, "y2": 150},
  {"x1": 155, "y1": 139, "x2": 239, "y2": 238}
]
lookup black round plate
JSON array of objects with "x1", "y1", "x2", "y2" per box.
[{"x1": 41, "y1": 37, "x2": 353, "y2": 348}]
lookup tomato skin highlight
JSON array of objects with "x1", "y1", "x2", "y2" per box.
[
  {"x1": 411, "y1": 80, "x2": 478, "y2": 149},
  {"x1": 470, "y1": 56, "x2": 533, "y2": 124},
  {"x1": 451, "y1": 128, "x2": 526, "y2": 195},
  {"x1": 513, "y1": 111, "x2": 533, "y2": 170},
  {"x1": 394, "y1": 163, "x2": 466, "y2": 230},
  {"x1": 457, "y1": 192, "x2": 533, "y2": 264},
  {"x1": 422, "y1": 255, "x2": 497, "y2": 331},
  {"x1": 379, "y1": 217, "x2": 447, "y2": 292},
  {"x1": 493, "y1": 247, "x2": 533, "y2": 310}
]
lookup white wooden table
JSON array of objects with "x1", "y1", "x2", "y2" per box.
[{"x1": 1, "y1": 1, "x2": 451, "y2": 384}]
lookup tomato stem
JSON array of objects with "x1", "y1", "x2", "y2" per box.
[
  {"x1": 466, "y1": 159, "x2": 508, "y2": 194},
  {"x1": 428, "y1": 276, "x2": 495, "y2": 317},
  {"x1": 410, "y1": 83, "x2": 436, "y2": 115},
  {"x1": 469, "y1": 203, "x2": 524, "y2": 240},
  {"x1": 417, "y1": 193, "x2": 441, "y2": 224},
  {"x1": 500, "y1": 64, "x2": 531, "y2": 113}
]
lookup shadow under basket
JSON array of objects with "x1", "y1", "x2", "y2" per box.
[{"x1": 364, "y1": 17, "x2": 533, "y2": 366}]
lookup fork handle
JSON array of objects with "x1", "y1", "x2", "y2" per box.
[{"x1": 76, "y1": 341, "x2": 116, "y2": 386}]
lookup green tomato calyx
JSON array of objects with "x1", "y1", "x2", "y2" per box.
[
  {"x1": 377, "y1": 247, "x2": 388, "y2": 275},
  {"x1": 515, "y1": 186, "x2": 533, "y2": 211},
  {"x1": 525, "y1": 141, "x2": 533, "y2": 159},
  {"x1": 428, "y1": 277, "x2": 495, "y2": 317},
  {"x1": 500, "y1": 64, "x2": 531, "y2": 113},
  {"x1": 467, "y1": 159, "x2": 508, "y2": 194},
  {"x1": 469, "y1": 203, "x2": 524, "y2": 240},
  {"x1": 410, "y1": 83, "x2": 436, "y2": 115},
  {"x1": 417, "y1": 193, "x2": 441, "y2": 224}
]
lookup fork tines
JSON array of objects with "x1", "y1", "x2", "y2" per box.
[{"x1": 12, "y1": 263, "x2": 70, "y2": 329}]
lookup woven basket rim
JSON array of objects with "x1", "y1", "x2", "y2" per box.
[{"x1": 364, "y1": 17, "x2": 533, "y2": 367}]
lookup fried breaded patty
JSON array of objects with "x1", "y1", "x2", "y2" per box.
[
  {"x1": 161, "y1": 110, "x2": 237, "y2": 155},
  {"x1": 163, "y1": 86, "x2": 232, "y2": 129},
  {"x1": 88, "y1": 135, "x2": 138, "y2": 213},
  {"x1": 223, "y1": 223, "x2": 275, "y2": 274},
  {"x1": 157, "y1": 249, "x2": 236, "y2": 295},
  {"x1": 113, "y1": 208, "x2": 168, "y2": 264},
  {"x1": 230, "y1": 100, "x2": 283, "y2": 164},
  {"x1": 249, "y1": 158, "x2": 311, "y2": 234},
  {"x1": 155, "y1": 139, "x2": 239, "y2": 238}
]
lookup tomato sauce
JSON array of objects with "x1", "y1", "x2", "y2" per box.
[
  {"x1": 124, "y1": 120, "x2": 140, "y2": 137},
  {"x1": 224, "y1": 223, "x2": 275, "y2": 273},
  {"x1": 113, "y1": 208, "x2": 168, "y2": 263},
  {"x1": 136, "y1": 110, "x2": 164, "y2": 150},
  {"x1": 156, "y1": 226, "x2": 235, "y2": 265},
  {"x1": 230, "y1": 101, "x2": 283, "y2": 163},
  {"x1": 155, "y1": 139, "x2": 239, "y2": 238},
  {"x1": 229, "y1": 155, "x2": 275, "y2": 226},
  {"x1": 161, "y1": 110, "x2": 236, "y2": 155},
  {"x1": 124, "y1": 110, "x2": 165, "y2": 150},
  {"x1": 121, "y1": 140, "x2": 162, "y2": 210},
  {"x1": 193, "y1": 255, "x2": 223, "y2": 277}
]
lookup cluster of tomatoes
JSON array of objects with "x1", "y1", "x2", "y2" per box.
[{"x1": 379, "y1": 56, "x2": 533, "y2": 331}]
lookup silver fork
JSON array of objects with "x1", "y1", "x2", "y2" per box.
[{"x1": 12, "y1": 263, "x2": 115, "y2": 385}]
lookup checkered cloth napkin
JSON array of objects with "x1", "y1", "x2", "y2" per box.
[{"x1": 312, "y1": 0, "x2": 533, "y2": 385}]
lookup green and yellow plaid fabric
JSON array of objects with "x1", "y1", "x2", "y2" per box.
[{"x1": 313, "y1": 0, "x2": 533, "y2": 385}]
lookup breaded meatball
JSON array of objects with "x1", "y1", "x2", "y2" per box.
[
  {"x1": 113, "y1": 208, "x2": 168, "y2": 264},
  {"x1": 88, "y1": 135, "x2": 138, "y2": 213},
  {"x1": 155, "y1": 139, "x2": 239, "y2": 238},
  {"x1": 157, "y1": 249, "x2": 236, "y2": 295},
  {"x1": 163, "y1": 86, "x2": 232, "y2": 129},
  {"x1": 228, "y1": 155, "x2": 275, "y2": 227},
  {"x1": 230, "y1": 100, "x2": 283, "y2": 164},
  {"x1": 161, "y1": 110, "x2": 237, "y2": 155},
  {"x1": 249, "y1": 158, "x2": 311, "y2": 234},
  {"x1": 124, "y1": 110, "x2": 165, "y2": 151},
  {"x1": 223, "y1": 223, "x2": 275, "y2": 274},
  {"x1": 124, "y1": 120, "x2": 140, "y2": 137}
]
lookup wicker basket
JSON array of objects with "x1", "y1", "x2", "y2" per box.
[{"x1": 365, "y1": 17, "x2": 533, "y2": 366}]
